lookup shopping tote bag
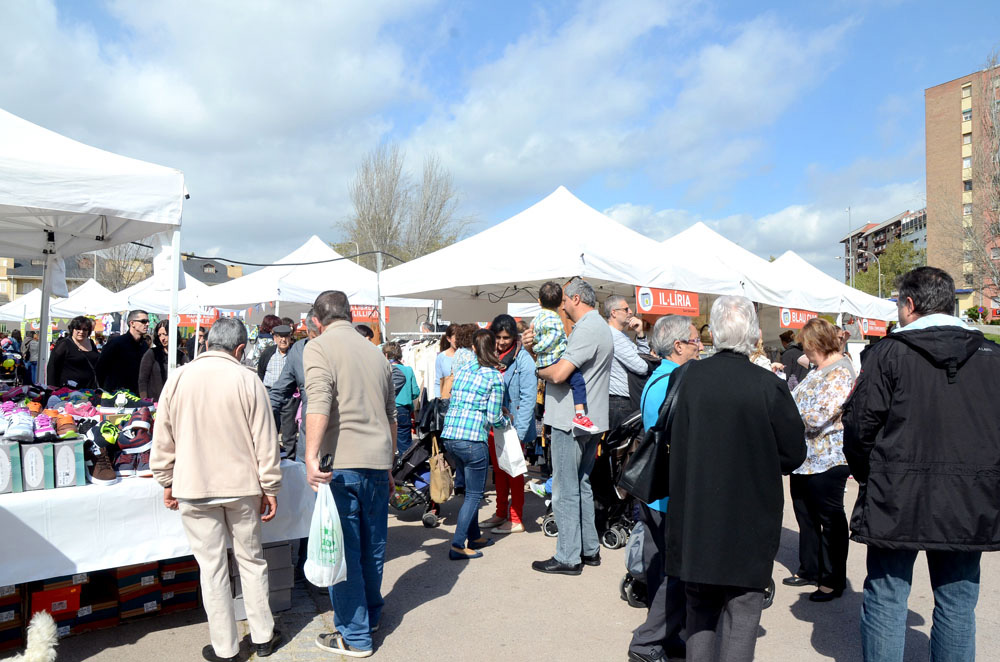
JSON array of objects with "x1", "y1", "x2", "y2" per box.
[
  {"x1": 429, "y1": 436, "x2": 454, "y2": 503},
  {"x1": 304, "y1": 485, "x2": 347, "y2": 587},
  {"x1": 496, "y1": 424, "x2": 528, "y2": 477}
]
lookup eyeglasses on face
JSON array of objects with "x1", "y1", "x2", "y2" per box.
[
  {"x1": 133, "y1": 319, "x2": 150, "y2": 325},
  {"x1": 680, "y1": 338, "x2": 701, "y2": 346}
]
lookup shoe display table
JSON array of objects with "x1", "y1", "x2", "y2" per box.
[{"x1": 0, "y1": 460, "x2": 313, "y2": 586}]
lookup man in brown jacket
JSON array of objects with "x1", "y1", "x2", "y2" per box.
[
  {"x1": 152, "y1": 317, "x2": 283, "y2": 662},
  {"x1": 304, "y1": 290, "x2": 396, "y2": 658}
]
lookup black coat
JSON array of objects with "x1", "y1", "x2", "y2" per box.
[
  {"x1": 843, "y1": 325, "x2": 1000, "y2": 551},
  {"x1": 47, "y1": 338, "x2": 100, "y2": 388},
  {"x1": 95, "y1": 332, "x2": 148, "y2": 394},
  {"x1": 138, "y1": 347, "x2": 188, "y2": 401},
  {"x1": 780, "y1": 342, "x2": 810, "y2": 386},
  {"x1": 665, "y1": 350, "x2": 806, "y2": 589}
]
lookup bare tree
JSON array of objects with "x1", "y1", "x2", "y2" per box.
[
  {"x1": 940, "y1": 49, "x2": 1000, "y2": 305},
  {"x1": 340, "y1": 143, "x2": 470, "y2": 269},
  {"x1": 96, "y1": 243, "x2": 152, "y2": 292}
]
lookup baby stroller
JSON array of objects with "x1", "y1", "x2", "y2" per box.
[{"x1": 389, "y1": 395, "x2": 450, "y2": 528}]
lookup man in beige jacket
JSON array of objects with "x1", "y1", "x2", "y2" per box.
[
  {"x1": 304, "y1": 290, "x2": 396, "y2": 658},
  {"x1": 152, "y1": 318, "x2": 283, "y2": 662}
]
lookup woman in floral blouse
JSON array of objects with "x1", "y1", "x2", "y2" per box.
[
  {"x1": 784, "y1": 318, "x2": 857, "y2": 602},
  {"x1": 441, "y1": 329, "x2": 508, "y2": 560}
]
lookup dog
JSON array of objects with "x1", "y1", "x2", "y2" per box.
[{"x1": 2, "y1": 611, "x2": 57, "y2": 662}]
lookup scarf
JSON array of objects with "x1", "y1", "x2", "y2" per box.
[{"x1": 498, "y1": 342, "x2": 520, "y2": 373}]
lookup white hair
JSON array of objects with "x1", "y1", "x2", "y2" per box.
[
  {"x1": 207, "y1": 318, "x2": 248, "y2": 353},
  {"x1": 709, "y1": 296, "x2": 759, "y2": 356},
  {"x1": 650, "y1": 315, "x2": 692, "y2": 357},
  {"x1": 564, "y1": 278, "x2": 597, "y2": 308}
]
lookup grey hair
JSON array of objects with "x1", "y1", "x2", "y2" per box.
[
  {"x1": 709, "y1": 296, "x2": 759, "y2": 356},
  {"x1": 650, "y1": 315, "x2": 692, "y2": 357},
  {"x1": 127, "y1": 309, "x2": 148, "y2": 323},
  {"x1": 207, "y1": 318, "x2": 248, "y2": 353},
  {"x1": 564, "y1": 277, "x2": 597, "y2": 308},
  {"x1": 304, "y1": 309, "x2": 320, "y2": 334},
  {"x1": 602, "y1": 295, "x2": 626, "y2": 319}
]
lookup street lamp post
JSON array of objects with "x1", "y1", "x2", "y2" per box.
[
  {"x1": 857, "y1": 249, "x2": 883, "y2": 298},
  {"x1": 845, "y1": 207, "x2": 854, "y2": 288}
]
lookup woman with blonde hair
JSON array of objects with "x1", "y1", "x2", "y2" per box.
[{"x1": 783, "y1": 317, "x2": 856, "y2": 602}]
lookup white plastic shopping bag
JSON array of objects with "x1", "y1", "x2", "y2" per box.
[
  {"x1": 496, "y1": 424, "x2": 528, "y2": 477},
  {"x1": 304, "y1": 486, "x2": 347, "y2": 587}
]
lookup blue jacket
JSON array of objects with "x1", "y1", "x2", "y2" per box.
[
  {"x1": 502, "y1": 347, "x2": 538, "y2": 444},
  {"x1": 640, "y1": 359, "x2": 678, "y2": 513}
]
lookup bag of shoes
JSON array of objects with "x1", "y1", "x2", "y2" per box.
[
  {"x1": 304, "y1": 480, "x2": 347, "y2": 587},
  {"x1": 429, "y1": 436, "x2": 454, "y2": 504}
]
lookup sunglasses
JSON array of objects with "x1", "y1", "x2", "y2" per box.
[{"x1": 133, "y1": 319, "x2": 150, "y2": 325}]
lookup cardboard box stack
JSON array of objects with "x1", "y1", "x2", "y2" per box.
[
  {"x1": 0, "y1": 585, "x2": 22, "y2": 653},
  {"x1": 0, "y1": 442, "x2": 23, "y2": 494},
  {"x1": 229, "y1": 542, "x2": 293, "y2": 621},
  {"x1": 159, "y1": 556, "x2": 200, "y2": 614},
  {"x1": 115, "y1": 563, "x2": 161, "y2": 619}
]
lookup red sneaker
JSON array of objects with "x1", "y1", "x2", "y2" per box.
[{"x1": 572, "y1": 413, "x2": 599, "y2": 433}]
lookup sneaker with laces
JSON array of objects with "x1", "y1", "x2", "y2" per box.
[
  {"x1": 26, "y1": 401, "x2": 42, "y2": 417},
  {"x1": 116, "y1": 407, "x2": 153, "y2": 476},
  {"x1": 34, "y1": 414, "x2": 57, "y2": 441},
  {"x1": 572, "y1": 413, "x2": 599, "y2": 433},
  {"x1": 65, "y1": 402, "x2": 99, "y2": 419},
  {"x1": 99, "y1": 390, "x2": 152, "y2": 414},
  {"x1": 528, "y1": 480, "x2": 549, "y2": 499},
  {"x1": 56, "y1": 414, "x2": 79, "y2": 439},
  {"x1": 83, "y1": 432, "x2": 120, "y2": 486},
  {"x1": 5, "y1": 408, "x2": 34, "y2": 442},
  {"x1": 315, "y1": 633, "x2": 372, "y2": 658}
]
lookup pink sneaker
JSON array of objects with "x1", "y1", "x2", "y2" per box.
[
  {"x1": 572, "y1": 413, "x2": 599, "y2": 433},
  {"x1": 66, "y1": 402, "x2": 99, "y2": 419},
  {"x1": 34, "y1": 413, "x2": 57, "y2": 441}
]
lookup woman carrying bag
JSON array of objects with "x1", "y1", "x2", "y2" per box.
[
  {"x1": 47, "y1": 316, "x2": 100, "y2": 389},
  {"x1": 481, "y1": 314, "x2": 537, "y2": 534},
  {"x1": 440, "y1": 329, "x2": 508, "y2": 560}
]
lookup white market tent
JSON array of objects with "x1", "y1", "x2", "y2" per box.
[
  {"x1": 770, "y1": 251, "x2": 897, "y2": 320},
  {"x1": 0, "y1": 108, "x2": 187, "y2": 380},
  {"x1": 381, "y1": 187, "x2": 738, "y2": 319},
  {"x1": 84, "y1": 273, "x2": 209, "y2": 316},
  {"x1": 49, "y1": 278, "x2": 115, "y2": 317},
  {"x1": 0, "y1": 289, "x2": 59, "y2": 322}
]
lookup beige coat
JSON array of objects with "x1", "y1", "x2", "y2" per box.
[
  {"x1": 151, "y1": 350, "x2": 282, "y2": 498},
  {"x1": 304, "y1": 320, "x2": 395, "y2": 470}
]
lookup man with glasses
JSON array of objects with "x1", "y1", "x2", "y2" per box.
[
  {"x1": 603, "y1": 295, "x2": 651, "y2": 430},
  {"x1": 96, "y1": 309, "x2": 151, "y2": 394}
]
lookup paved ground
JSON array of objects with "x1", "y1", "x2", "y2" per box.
[{"x1": 52, "y1": 476, "x2": 998, "y2": 662}]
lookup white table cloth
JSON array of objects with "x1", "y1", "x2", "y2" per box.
[{"x1": 0, "y1": 460, "x2": 313, "y2": 586}]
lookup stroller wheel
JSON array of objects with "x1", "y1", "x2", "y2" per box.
[
  {"x1": 619, "y1": 574, "x2": 631, "y2": 602},
  {"x1": 601, "y1": 526, "x2": 625, "y2": 550},
  {"x1": 621, "y1": 573, "x2": 648, "y2": 609},
  {"x1": 421, "y1": 512, "x2": 441, "y2": 528},
  {"x1": 542, "y1": 513, "x2": 558, "y2": 537},
  {"x1": 763, "y1": 577, "x2": 775, "y2": 610}
]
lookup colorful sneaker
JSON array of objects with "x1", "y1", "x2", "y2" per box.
[
  {"x1": 26, "y1": 400, "x2": 42, "y2": 417},
  {"x1": 572, "y1": 413, "x2": 599, "y2": 433},
  {"x1": 0, "y1": 400, "x2": 15, "y2": 417},
  {"x1": 56, "y1": 414, "x2": 79, "y2": 439},
  {"x1": 99, "y1": 390, "x2": 152, "y2": 414},
  {"x1": 5, "y1": 408, "x2": 34, "y2": 442},
  {"x1": 42, "y1": 408, "x2": 60, "y2": 420},
  {"x1": 34, "y1": 414, "x2": 57, "y2": 441},
  {"x1": 81, "y1": 421, "x2": 119, "y2": 486},
  {"x1": 116, "y1": 407, "x2": 153, "y2": 477},
  {"x1": 528, "y1": 480, "x2": 549, "y2": 499},
  {"x1": 65, "y1": 402, "x2": 99, "y2": 419},
  {"x1": 0, "y1": 386, "x2": 30, "y2": 402}
]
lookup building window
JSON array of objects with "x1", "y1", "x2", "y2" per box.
[
  {"x1": 962, "y1": 84, "x2": 972, "y2": 98},
  {"x1": 963, "y1": 109, "x2": 972, "y2": 121},
  {"x1": 963, "y1": 133, "x2": 972, "y2": 144},
  {"x1": 964, "y1": 180, "x2": 973, "y2": 191},
  {"x1": 203, "y1": 264, "x2": 216, "y2": 274},
  {"x1": 963, "y1": 156, "x2": 972, "y2": 168},
  {"x1": 30, "y1": 259, "x2": 43, "y2": 266},
  {"x1": 963, "y1": 203, "x2": 973, "y2": 215},
  {"x1": 18, "y1": 282, "x2": 33, "y2": 294},
  {"x1": 0, "y1": 282, "x2": 6, "y2": 293}
]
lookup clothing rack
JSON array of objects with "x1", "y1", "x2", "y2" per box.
[{"x1": 390, "y1": 332, "x2": 443, "y2": 339}]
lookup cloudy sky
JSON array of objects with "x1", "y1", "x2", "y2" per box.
[{"x1": 2, "y1": 0, "x2": 997, "y2": 278}]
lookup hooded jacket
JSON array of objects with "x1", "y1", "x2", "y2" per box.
[{"x1": 843, "y1": 322, "x2": 1000, "y2": 550}]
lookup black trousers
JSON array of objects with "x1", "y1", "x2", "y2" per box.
[
  {"x1": 685, "y1": 583, "x2": 764, "y2": 662},
  {"x1": 789, "y1": 464, "x2": 850, "y2": 589},
  {"x1": 609, "y1": 394, "x2": 635, "y2": 432},
  {"x1": 629, "y1": 504, "x2": 686, "y2": 657}
]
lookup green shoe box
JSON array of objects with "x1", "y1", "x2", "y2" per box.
[
  {"x1": 53, "y1": 440, "x2": 86, "y2": 488},
  {"x1": 20, "y1": 442, "x2": 54, "y2": 491},
  {"x1": 0, "y1": 442, "x2": 23, "y2": 494}
]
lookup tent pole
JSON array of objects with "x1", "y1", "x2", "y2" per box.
[
  {"x1": 38, "y1": 261, "x2": 52, "y2": 386},
  {"x1": 194, "y1": 308, "x2": 202, "y2": 359},
  {"x1": 376, "y1": 251, "x2": 386, "y2": 340},
  {"x1": 168, "y1": 228, "x2": 181, "y2": 374},
  {"x1": 275, "y1": 300, "x2": 281, "y2": 317}
]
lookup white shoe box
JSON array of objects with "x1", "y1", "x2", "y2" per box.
[
  {"x1": 20, "y1": 442, "x2": 54, "y2": 490},
  {"x1": 53, "y1": 439, "x2": 86, "y2": 488},
  {"x1": 0, "y1": 442, "x2": 23, "y2": 494}
]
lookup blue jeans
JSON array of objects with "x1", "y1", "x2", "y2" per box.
[
  {"x1": 396, "y1": 406, "x2": 412, "y2": 455},
  {"x1": 861, "y1": 547, "x2": 981, "y2": 662},
  {"x1": 26, "y1": 362, "x2": 37, "y2": 385},
  {"x1": 328, "y1": 469, "x2": 389, "y2": 651},
  {"x1": 550, "y1": 427, "x2": 600, "y2": 565},
  {"x1": 442, "y1": 439, "x2": 488, "y2": 548}
]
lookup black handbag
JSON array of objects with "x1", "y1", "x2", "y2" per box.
[{"x1": 617, "y1": 362, "x2": 690, "y2": 503}]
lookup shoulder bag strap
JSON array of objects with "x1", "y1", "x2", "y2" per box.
[
  {"x1": 651, "y1": 362, "x2": 691, "y2": 433},
  {"x1": 639, "y1": 372, "x2": 672, "y2": 414}
]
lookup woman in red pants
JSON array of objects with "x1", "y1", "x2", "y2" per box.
[{"x1": 480, "y1": 314, "x2": 538, "y2": 534}]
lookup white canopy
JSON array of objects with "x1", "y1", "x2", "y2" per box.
[
  {"x1": 49, "y1": 279, "x2": 115, "y2": 317},
  {"x1": 0, "y1": 107, "x2": 187, "y2": 380},
  {"x1": 770, "y1": 251, "x2": 897, "y2": 320},
  {"x1": 84, "y1": 273, "x2": 208, "y2": 316},
  {"x1": 0, "y1": 289, "x2": 59, "y2": 322},
  {"x1": 382, "y1": 186, "x2": 709, "y2": 303}
]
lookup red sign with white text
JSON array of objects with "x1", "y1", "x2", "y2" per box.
[
  {"x1": 779, "y1": 308, "x2": 818, "y2": 329},
  {"x1": 861, "y1": 318, "x2": 887, "y2": 337},
  {"x1": 635, "y1": 287, "x2": 699, "y2": 316},
  {"x1": 351, "y1": 305, "x2": 387, "y2": 324}
]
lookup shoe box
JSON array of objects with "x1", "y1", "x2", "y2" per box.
[
  {"x1": 159, "y1": 556, "x2": 200, "y2": 615},
  {"x1": 115, "y1": 563, "x2": 161, "y2": 619},
  {"x1": 32, "y1": 572, "x2": 121, "y2": 639},
  {"x1": 53, "y1": 439, "x2": 87, "y2": 488},
  {"x1": 20, "y1": 442, "x2": 54, "y2": 491},
  {"x1": 0, "y1": 585, "x2": 23, "y2": 654},
  {"x1": 229, "y1": 542, "x2": 293, "y2": 621},
  {"x1": 0, "y1": 442, "x2": 23, "y2": 494}
]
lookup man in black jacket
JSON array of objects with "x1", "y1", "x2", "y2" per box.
[
  {"x1": 665, "y1": 296, "x2": 805, "y2": 662},
  {"x1": 843, "y1": 266, "x2": 1000, "y2": 662},
  {"x1": 96, "y1": 310, "x2": 150, "y2": 394},
  {"x1": 778, "y1": 330, "x2": 809, "y2": 388}
]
